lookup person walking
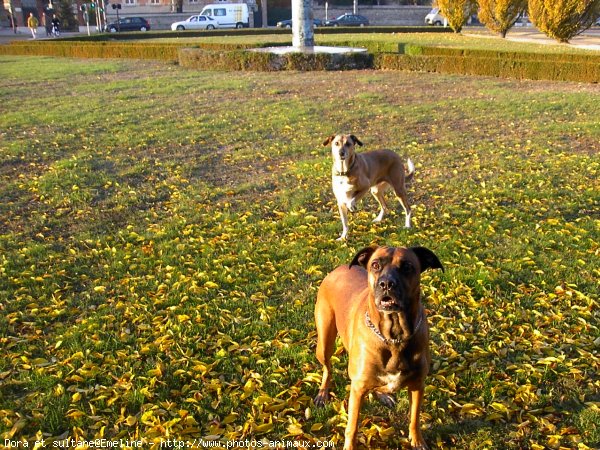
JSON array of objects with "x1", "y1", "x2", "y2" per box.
[
  {"x1": 51, "y1": 14, "x2": 61, "y2": 37},
  {"x1": 43, "y1": 13, "x2": 52, "y2": 37},
  {"x1": 27, "y1": 12, "x2": 39, "y2": 39}
]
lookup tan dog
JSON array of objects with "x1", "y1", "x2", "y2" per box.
[
  {"x1": 314, "y1": 245, "x2": 444, "y2": 450},
  {"x1": 323, "y1": 134, "x2": 415, "y2": 240}
]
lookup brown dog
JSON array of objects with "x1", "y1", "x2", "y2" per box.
[
  {"x1": 314, "y1": 245, "x2": 444, "y2": 449},
  {"x1": 323, "y1": 134, "x2": 415, "y2": 241}
]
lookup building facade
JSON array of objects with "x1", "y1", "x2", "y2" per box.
[{"x1": 1, "y1": 0, "x2": 256, "y2": 28}]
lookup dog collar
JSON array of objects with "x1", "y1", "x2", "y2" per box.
[
  {"x1": 334, "y1": 157, "x2": 356, "y2": 176},
  {"x1": 365, "y1": 310, "x2": 423, "y2": 346}
]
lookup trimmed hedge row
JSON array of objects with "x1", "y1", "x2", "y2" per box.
[
  {"x1": 178, "y1": 46, "x2": 600, "y2": 81},
  {"x1": 53, "y1": 26, "x2": 450, "y2": 42},
  {"x1": 315, "y1": 26, "x2": 453, "y2": 35},
  {"x1": 401, "y1": 43, "x2": 600, "y2": 64},
  {"x1": 179, "y1": 47, "x2": 373, "y2": 71},
  {"x1": 0, "y1": 41, "x2": 181, "y2": 61},
  {"x1": 1, "y1": 30, "x2": 598, "y2": 82},
  {"x1": 375, "y1": 53, "x2": 600, "y2": 83},
  {"x1": 58, "y1": 28, "x2": 291, "y2": 41}
]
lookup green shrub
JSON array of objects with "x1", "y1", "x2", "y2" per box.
[
  {"x1": 399, "y1": 43, "x2": 600, "y2": 63},
  {"x1": 316, "y1": 25, "x2": 453, "y2": 34},
  {"x1": 2, "y1": 29, "x2": 598, "y2": 83},
  {"x1": 0, "y1": 41, "x2": 181, "y2": 61},
  {"x1": 52, "y1": 26, "x2": 449, "y2": 42},
  {"x1": 178, "y1": 47, "x2": 373, "y2": 71},
  {"x1": 375, "y1": 53, "x2": 600, "y2": 82},
  {"x1": 58, "y1": 28, "x2": 291, "y2": 41}
]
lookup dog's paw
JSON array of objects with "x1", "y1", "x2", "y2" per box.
[
  {"x1": 374, "y1": 392, "x2": 396, "y2": 408},
  {"x1": 373, "y1": 211, "x2": 385, "y2": 223},
  {"x1": 314, "y1": 390, "x2": 330, "y2": 407},
  {"x1": 410, "y1": 443, "x2": 429, "y2": 450},
  {"x1": 411, "y1": 445, "x2": 429, "y2": 450},
  {"x1": 409, "y1": 433, "x2": 429, "y2": 450}
]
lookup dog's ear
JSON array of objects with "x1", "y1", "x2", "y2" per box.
[
  {"x1": 322, "y1": 135, "x2": 335, "y2": 147},
  {"x1": 349, "y1": 135, "x2": 363, "y2": 146},
  {"x1": 410, "y1": 247, "x2": 444, "y2": 273},
  {"x1": 350, "y1": 246, "x2": 378, "y2": 269}
]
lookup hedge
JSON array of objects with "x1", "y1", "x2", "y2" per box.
[
  {"x1": 51, "y1": 26, "x2": 450, "y2": 42},
  {"x1": 57, "y1": 28, "x2": 291, "y2": 41},
  {"x1": 375, "y1": 53, "x2": 600, "y2": 83},
  {"x1": 400, "y1": 43, "x2": 600, "y2": 64},
  {"x1": 0, "y1": 41, "x2": 181, "y2": 61},
  {"x1": 1, "y1": 29, "x2": 598, "y2": 82},
  {"x1": 178, "y1": 47, "x2": 373, "y2": 71}
]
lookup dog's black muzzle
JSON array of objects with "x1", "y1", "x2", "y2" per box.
[{"x1": 374, "y1": 275, "x2": 406, "y2": 312}]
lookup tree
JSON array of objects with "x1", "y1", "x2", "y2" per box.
[
  {"x1": 435, "y1": 0, "x2": 478, "y2": 33},
  {"x1": 56, "y1": 0, "x2": 78, "y2": 31},
  {"x1": 528, "y1": 0, "x2": 600, "y2": 43},
  {"x1": 477, "y1": 0, "x2": 527, "y2": 38}
]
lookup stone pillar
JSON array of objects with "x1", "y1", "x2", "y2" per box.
[{"x1": 292, "y1": 0, "x2": 314, "y2": 49}]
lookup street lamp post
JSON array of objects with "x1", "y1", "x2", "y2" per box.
[{"x1": 291, "y1": 0, "x2": 314, "y2": 49}]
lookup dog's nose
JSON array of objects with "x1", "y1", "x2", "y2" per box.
[{"x1": 378, "y1": 278, "x2": 395, "y2": 291}]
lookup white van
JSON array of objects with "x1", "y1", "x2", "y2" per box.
[{"x1": 199, "y1": 3, "x2": 249, "y2": 29}]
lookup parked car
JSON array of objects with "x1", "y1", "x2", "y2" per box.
[
  {"x1": 199, "y1": 3, "x2": 249, "y2": 29},
  {"x1": 171, "y1": 15, "x2": 218, "y2": 31},
  {"x1": 105, "y1": 17, "x2": 150, "y2": 32},
  {"x1": 276, "y1": 18, "x2": 323, "y2": 28},
  {"x1": 424, "y1": 8, "x2": 446, "y2": 26},
  {"x1": 323, "y1": 14, "x2": 369, "y2": 27}
]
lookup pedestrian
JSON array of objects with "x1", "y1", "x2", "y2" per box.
[
  {"x1": 51, "y1": 15, "x2": 60, "y2": 37},
  {"x1": 44, "y1": 13, "x2": 52, "y2": 37},
  {"x1": 27, "y1": 12, "x2": 39, "y2": 39}
]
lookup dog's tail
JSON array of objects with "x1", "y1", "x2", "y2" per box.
[{"x1": 405, "y1": 158, "x2": 415, "y2": 182}]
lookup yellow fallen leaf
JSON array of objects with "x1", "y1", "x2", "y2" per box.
[
  {"x1": 287, "y1": 422, "x2": 303, "y2": 435},
  {"x1": 255, "y1": 423, "x2": 274, "y2": 434},
  {"x1": 125, "y1": 415, "x2": 137, "y2": 426}
]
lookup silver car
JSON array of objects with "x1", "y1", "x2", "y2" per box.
[{"x1": 171, "y1": 15, "x2": 218, "y2": 31}]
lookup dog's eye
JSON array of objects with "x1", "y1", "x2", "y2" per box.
[
  {"x1": 371, "y1": 261, "x2": 381, "y2": 271},
  {"x1": 334, "y1": 141, "x2": 341, "y2": 147}
]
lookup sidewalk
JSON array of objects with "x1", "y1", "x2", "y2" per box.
[
  {"x1": 466, "y1": 27, "x2": 600, "y2": 51},
  {"x1": 0, "y1": 27, "x2": 86, "y2": 44}
]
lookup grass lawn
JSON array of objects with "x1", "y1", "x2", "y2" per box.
[{"x1": 0, "y1": 55, "x2": 599, "y2": 449}]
